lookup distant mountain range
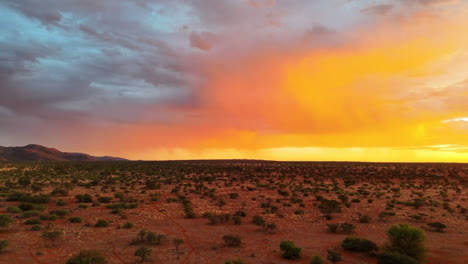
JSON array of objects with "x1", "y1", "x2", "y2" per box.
[{"x1": 0, "y1": 144, "x2": 127, "y2": 161}]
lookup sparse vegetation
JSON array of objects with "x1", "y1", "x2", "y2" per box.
[
  {"x1": 0, "y1": 161, "x2": 464, "y2": 263},
  {"x1": 280, "y1": 241, "x2": 302, "y2": 260},
  {"x1": 66, "y1": 250, "x2": 107, "y2": 264}
]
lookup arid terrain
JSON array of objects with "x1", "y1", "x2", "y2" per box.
[{"x1": 0, "y1": 161, "x2": 466, "y2": 264}]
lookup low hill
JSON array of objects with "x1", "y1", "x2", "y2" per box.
[{"x1": 0, "y1": 144, "x2": 127, "y2": 161}]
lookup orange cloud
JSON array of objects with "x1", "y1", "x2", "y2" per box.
[{"x1": 55, "y1": 2, "x2": 468, "y2": 162}]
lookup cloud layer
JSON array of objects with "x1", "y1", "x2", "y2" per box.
[{"x1": 0, "y1": 0, "x2": 467, "y2": 161}]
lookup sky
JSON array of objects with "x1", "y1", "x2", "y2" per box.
[{"x1": 0, "y1": 0, "x2": 467, "y2": 162}]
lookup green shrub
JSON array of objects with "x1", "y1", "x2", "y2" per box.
[
  {"x1": 76, "y1": 194, "x2": 93, "y2": 203},
  {"x1": 377, "y1": 252, "x2": 418, "y2": 264},
  {"x1": 0, "y1": 214, "x2": 13, "y2": 228},
  {"x1": 340, "y1": 222, "x2": 355, "y2": 233},
  {"x1": 69, "y1": 217, "x2": 83, "y2": 223},
  {"x1": 31, "y1": 224, "x2": 42, "y2": 231},
  {"x1": 427, "y1": 222, "x2": 446, "y2": 232},
  {"x1": 383, "y1": 224, "x2": 426, "y2": 263},
  {"x1": 51, "y1": 209, "x2": 70, "y2": 217},
  {"x1": 326, "y1": 223, "x2": 339, "y2": 233},
  {"x1": 40, "y1": 214, "x2": 57, "y2": 221},
  {"x1": 66, "y1": 249, "x2": 107, "y2": 264},
  {"x1": 134, "y1": 246, "x2": 152, "y2": 262},
  {"x1": 234, "y1": 210, "x2": 247, "y2": 217},
  {"x1": 56, "y1": 199, "x2": 67, "y2": 206},
  {"x1": 233, "y1": 216, "x2": 242, "y2": 225},
  {"x1": 327, "y1": 250, "x2": 342, "y2": 264},
  {"x1": 6, "y1": 206, "x2": 21, "y2": 213},
  {"x1": 280, "y1": 241, "x2": 302, "y2": 260},
  {"x1": 24, "y1": 218, "x2": 41, "y2": 225},
  {"x1": 94, "y1": 219, "x2": 109, "y2": 228},
  {"x1": 0, "y1": 240, "x2": 9, "y2": 253},
  {"x1": 341, "y1": 237, "x2": 378, "y2": 253},
  {"x1": 310, "y1": 255, "x2": 324, "y2": 264},
  {"x1": 21, "y1": 210, "x2": 41, "y2": 218},
  {"x1": 223, "y1": 235, "x2": 242, "y2": 247},
  {"x1": 358, "y1": 213, "x2": 372, "y2": 223},
  {"x1": 122, "y1": 222, "x2": 134, "y2": 229}
]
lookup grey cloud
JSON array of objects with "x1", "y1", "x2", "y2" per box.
[
  {"x1": 0, "y1": 0, "x2": 199, "y2": 126},
  {"x1": 189, "y1": 31, "x2": 218, "y2": 51},
  {"x1": 361, "y1": 4, "x2": 393, "y2": 15}
]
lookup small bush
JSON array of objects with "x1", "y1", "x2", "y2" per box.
[
  {"x1": 377, "y1": 252, "x2": 418, "y2": 264},
  {"x1": 134, "y1": 246, "x2": 152, "y2": 262},
  {"x1": 94, "y1": 219, "x2": 109, "y2": 228},
  {"x1": 341, "y1": 237, "x2": 378, "y2": 253},
  {"x1": 223, "y1": 235, "x2": 242, "y2": 247},
  {"x1": 383, "y1": 224, "x2": 426, "y2": 263},
  {"x1": 0, "y1": 214, "x2": 13, "y2": 228},
  {"x1": 310, "y1": 255, "x2": 324, "y2": 264},
  {"x1": 233, "y1": 216, "x2": 242, "y2": 225},
  {"x1": 66, "y1": 249, "x2": 107, "y2": 264},
  {"x1": 327, "y1": 250, "x2": 342, "y2": 264},
  {"x1": 56, "y1": 199, "x2": 67, "y2": 206},
  {"x1": 31, "y1": 224, "x2": 42, "y2": 231},
  {"x1": 234, "y1": 210, "x2": 247, "y2": 217},
  {"x1": 51, "y1": 209, "x2": 70, "y2": 217},
  {"x1": 122, "y1": 222, "x2": 134, "y2": 229},
  {"x1": 6, "y1": 206, "x2": 21, "y2": 213},
  {"x1": 340, "y1": 222, "x2": 356, "y2": 233},
  {"x1": 0, "y1": 240, "x2": 9, "y2": 253},
  {"x1": 280, "y1": 241, "x2": 302, "y2": 260},
  {"x1": 358, "y1": 213, "x2": 372, "y2": 223},
  {"x1": 75, "y1": 194, "x2": 93, "y2": 203},
  {"x1": 24, "y1": 218, "x2": 41, "y2": 225},
  {"x1": 326, "y1": 223, "x2": 339, "y2": 233},
  {"x1": 252, "y1": 215, "x2": 266, "y2": 226},
  {"x1": 69, "y1": 217, "x2": 83, "y2": 223},
  {"x1": 427, "y1": 222, "x2": 446, "y2": 232}
]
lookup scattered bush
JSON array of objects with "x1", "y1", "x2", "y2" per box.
[
  {"x1": 42, "y1": 230, "x2": 62, "y2": 246},
  {"x1": 6, "y1": 206, "x2": 21, "y2": 213},
  {"x1": 377, "y1": 252, "x2": 418, "y2": 264},
  {"x1": 0, "y1": 215, "x2": 13, "y2": 228},
  {"x1": 341, "y1": 237, "x2": 378, "y2": 253},
  {"x1": 427, "y1": 222, "x2": 446, "y2": 232},
  {"x1": 383, "y1": 224, "x2": 426, "y2": 263},
  {"x1": 69, "y1": 217, "x2": 83, "y2": 223},
  {"x1": 280, "y1": 241, "x2": 302, "y2": 260},
  {"x1": 66, "y1": 249, "x2": 107, "y2": 264},
  {"x1": 327, "y1": 250, "x2": 342, "y2": 264},
  {"x1": 75, "y1": 194, "x2": 93, "y2": 203},
  {"x1": 56, "y1": 199, "x2": 67, "y2": 206},
  {"x1": 31, "y1": 224, "x2": 42, "y2": 231},
  {"x1": 310, "y1": 255, "x2": 324, "y2": 264},
  {"x1": 24, "y1": 218, "x2": 41, "y2": 225},
  {"x1": 134, "y1": 246, "x2": 152, "y2": 262},
  {"x1": 94, "y1": 219, "x2": 109, "y2": 228},
  {"x1": 223, "y1": 235, "x2": 242, "y2": 247},
  {"x1": 0, "y1": 240, "x2": 9, "y2": 253},
  {"x1": 122, "y1": 222, "x2": 134, "y2": 229}
]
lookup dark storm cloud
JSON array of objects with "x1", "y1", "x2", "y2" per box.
[{"x1": 0, "y1": 0, "x2": 197, "y2": 126}]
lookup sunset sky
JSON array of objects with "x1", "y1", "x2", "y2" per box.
[{"x1": 0, "y1": 0, "x2": 467, "y2": 162}]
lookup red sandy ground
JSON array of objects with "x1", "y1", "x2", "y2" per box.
[{"x1": 0, "y1": 179, "x2": 467, "y2": 264}]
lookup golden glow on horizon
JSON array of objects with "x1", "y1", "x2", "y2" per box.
[
  {"x1": 65, "y1": 5, "x2": 468, "y2": 162},
  {"x1": 122, "y1": 146, "x2": 468, "y2": 163}
]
